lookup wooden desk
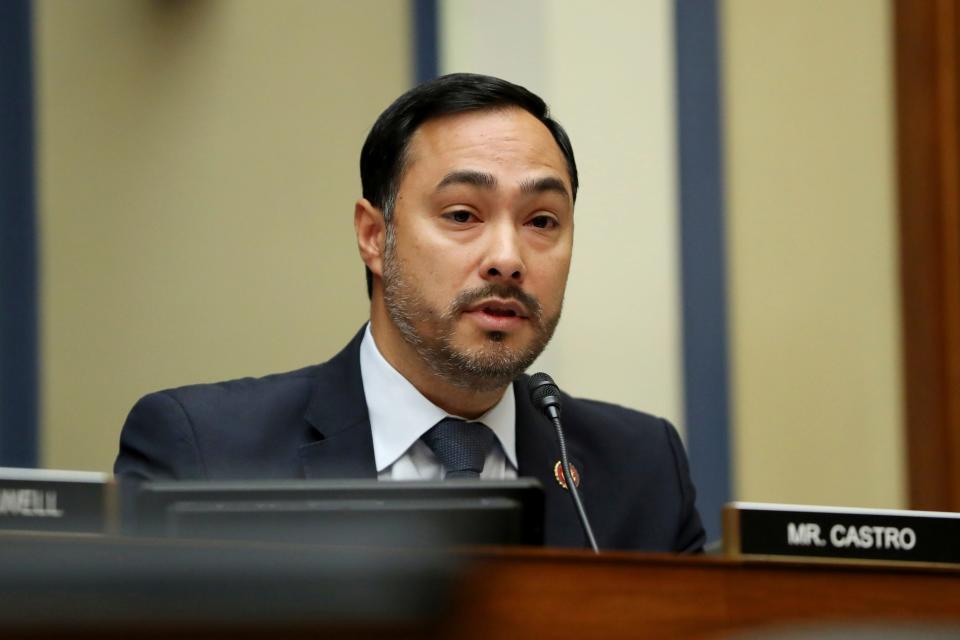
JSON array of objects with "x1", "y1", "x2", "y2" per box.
[
  {"x1": 2, "y1": 533, "x2": 958, "y2": 639},
  {"x1": 454, "y1": 548, "x2": 960, "y2": 639}
]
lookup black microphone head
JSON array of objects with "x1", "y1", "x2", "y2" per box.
[{"x1": 528, "y1": 372, "x2": 561, "y2": 416}]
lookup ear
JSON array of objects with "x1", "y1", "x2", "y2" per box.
[{"x1": 355, "y1": 198, "x2": 386, "y2": 277}]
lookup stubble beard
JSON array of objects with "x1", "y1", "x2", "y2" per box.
[{"x1": 381, "y1": 244, "x2": 561, "y2": 393}]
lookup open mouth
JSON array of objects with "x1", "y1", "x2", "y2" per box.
[
  {"x1": 482, "y1": 306, "x2": 519, "y2": 318},
  {"x1": 463, "y1": 299, "x2": 529, "y2": 330}
]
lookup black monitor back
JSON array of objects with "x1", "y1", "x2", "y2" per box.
[{"x1": 126, "y1": 478, "x2": 544, "y2": 547}]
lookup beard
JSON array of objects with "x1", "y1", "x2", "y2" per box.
[{"x1": 381, "y1": 250, "x2": 561, "y2": 392}]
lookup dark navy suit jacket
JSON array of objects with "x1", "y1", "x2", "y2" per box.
[{"x1": 115, "y1": 328, "x2": 705, "y2": 552}]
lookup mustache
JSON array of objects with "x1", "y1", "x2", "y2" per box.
[{"x1": 449, "y1": 283, "x2": 543, "y2": 321}]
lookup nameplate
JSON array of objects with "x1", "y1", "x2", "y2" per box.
[
  {"x1": 723, "y1": 501, "x2": 960, "y2": 566},
  {"x1": 0, "y1": 467, "x2": 111, "y2": 533}
]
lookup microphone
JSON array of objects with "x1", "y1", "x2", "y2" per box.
[
  {"x1": 528, "y1": 372, "x2": 562, "y2": 420},
  {"x1": 528, "y1": 373, "x2": 599, "y2": 553}
]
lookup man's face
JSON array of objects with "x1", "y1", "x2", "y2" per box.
[{"x1": 381, "y1": 107, "x2": 574, "y2": 391}]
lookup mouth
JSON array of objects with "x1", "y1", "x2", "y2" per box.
[
  {"x1": 467, "y1": 299, "x2": 529, "y2": 319},
  {"x1": 463, "y1": 298, "x2": 530, "y2": 332}
]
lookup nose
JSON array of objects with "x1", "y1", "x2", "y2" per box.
[{"x1": 480, "y1": 222, "x2": 525, "y2": 284}]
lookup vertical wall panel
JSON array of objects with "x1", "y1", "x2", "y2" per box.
[
  {"x1": 37, "y1": 0, "x2": 411, "y2": 471},
  {"x1": 0, "y1": 0, "x2": 39, "y2": 468},
  {"x1": 414, "y1": 0, "x2": 438, "y2": 83},
  {"x1": 894, "y1": 0, "x2": 960, "y2": 511},
  {"x1": 723, "y1": 0, "x2": 904, "y2": 507},
  {"x1": 675, "y1": 0, "x2": 731, "y2": 542}
]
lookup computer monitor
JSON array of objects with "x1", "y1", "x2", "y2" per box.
[{"x1": 126, "y1": 478, "x2": 544, "y2": 548}]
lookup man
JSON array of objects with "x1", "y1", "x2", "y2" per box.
[{"x1": 115, "y1": 73, "x2": 705, "y2": 552}]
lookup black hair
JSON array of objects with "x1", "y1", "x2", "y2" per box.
[{"x1": 359, "y1": 73, "x2": 578, "y2": 297}]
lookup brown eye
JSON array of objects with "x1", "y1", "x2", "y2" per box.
[
  {"x1": 529, "y1": 215, "x2": 558, "y2": 229},
  {"x1": 445, "y1": 210, "x2": 475, "y2": 223}
]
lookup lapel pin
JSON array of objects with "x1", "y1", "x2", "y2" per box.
[{"x1": 553, "y1": 460, "x2": 581, "y2": 490}]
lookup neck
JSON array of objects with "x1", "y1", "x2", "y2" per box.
[{"x1": 368, "y1": 301, "x2": 508, "y2": 420}]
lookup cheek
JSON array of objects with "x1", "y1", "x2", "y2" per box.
[
  {"x1": 394, "y1": 225, "x2": 438, "y2": 279},
  {"x1": 399, "y1": 246, "x2": 467, "y2": 304},
  {"x1": 553, "y1": 249, "x2": 573, "y2": 283},
  {"x1": 531, "y1": 252, "x2": 572, "y2": 309},
  {"x1": 400, "y1": 222, "x2": 465, "y2": 279}
]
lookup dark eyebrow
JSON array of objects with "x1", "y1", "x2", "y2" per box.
[
  {"x1": 435, "y1": 171, "x2": 571, "y2": 203},
  {"x1": 518, "y1": 176, "x2": 571, "y2": 201},
  {"x1": 436, "y1": 170, "x2": 497, "y2": 191}
]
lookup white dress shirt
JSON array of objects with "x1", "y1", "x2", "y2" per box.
[{"x1": 359, "y1": 324, "x2": 518, "y2": 480}]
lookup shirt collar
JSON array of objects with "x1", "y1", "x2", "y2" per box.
[{"x1": 359, "y1": 323, "x2": 517, "y2": 472}]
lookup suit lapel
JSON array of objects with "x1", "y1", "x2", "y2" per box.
[
  {"x1": 298, "y1": 327, "x2": 378, "y2": 479},
  {"x1": 295, "y1": 333, "x2": 591, "y2": 545},
  {"x1": 514, "y1": 378, "x2": 587, "y2": 548}
]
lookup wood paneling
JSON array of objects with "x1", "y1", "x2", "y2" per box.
[
  {"x1": 454, "y1": 548, "x2": 960, "y2": 639},
  {"x1": 895, "y1": 0, "x2": 960, "y2": 510}
]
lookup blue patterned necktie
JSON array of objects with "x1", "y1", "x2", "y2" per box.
[{"x1": 421, "y1": 417, "x2": 496, "y2": 479}]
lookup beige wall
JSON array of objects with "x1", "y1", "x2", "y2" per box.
[
  {"x1": 37, "y1": 0, "x2": 410, "y2": 471},
  {"x1": 723, "y1": 0, "x2": 905, "y2": 507}
]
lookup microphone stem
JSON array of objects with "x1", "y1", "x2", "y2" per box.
[{"x1": 551, "y1": 416, "x2": 599, "y2": 553}]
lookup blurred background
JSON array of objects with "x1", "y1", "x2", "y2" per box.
[{"x1": 4, "y1": 0, "x2": 954, "y2": 543}]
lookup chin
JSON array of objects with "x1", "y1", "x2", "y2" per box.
[
  {"x1": 478, "y1": 333, "x2": 537, "y2": 359},
  {"x1": 460, "y1": 323, "x2": 528, "y2": 346}
]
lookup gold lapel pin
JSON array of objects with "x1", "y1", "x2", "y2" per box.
[{"x1": 553, "y1": 460, "x2": 581, "y2": 490}]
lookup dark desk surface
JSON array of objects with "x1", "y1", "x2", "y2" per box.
[{"x1": 2, "y1": 532, "x2": 959, "y2": 639}]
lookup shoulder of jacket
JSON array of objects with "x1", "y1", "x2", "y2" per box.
[
  {"x1": 152, "y1": 363, "x2": 322, "y2": 402},
  {"x1": 559, "y1": 394, "x2": 679, "y2": 446},
  {"x1": 563, "y1": 393, "x2": 663, "y2": 424}
]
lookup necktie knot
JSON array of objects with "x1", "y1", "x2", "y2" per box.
[{"x1": 422, "y1": 418, "x2": 495, "y2": 479}]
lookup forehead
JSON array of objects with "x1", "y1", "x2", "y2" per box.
[{"x1": 400, "y1": 108, "x2": 571, "y2": 193}]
